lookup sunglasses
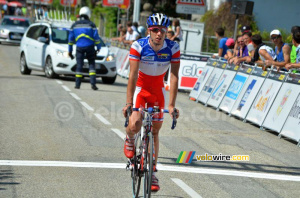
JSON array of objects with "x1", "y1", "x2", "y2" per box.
[
  {"x1": 149, "y1": 27, "x2": 167, "y2": 33},
  {"x1": 271, "y1": 36, "x2": 280, "y2": 40}
]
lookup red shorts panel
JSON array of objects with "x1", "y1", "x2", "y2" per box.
[{"x1": 133, "y1": 86, "x2": 166, "y2": 122}]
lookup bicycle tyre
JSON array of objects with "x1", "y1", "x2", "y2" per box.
[
  {"x1": 132, "y1": 133, "x2": 142, "y2": 198},
  {"x1": 143, "y1": 132, "x2": 153, "y2": 198}
]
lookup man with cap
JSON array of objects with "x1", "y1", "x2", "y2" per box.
[
  {"x1": 265, "y1": 29, "x2": 290, "y2": 71},
  {"x1": 68, "y1": 6, "x2": 101, "y2": 90},
  {"x1": 241, "y1": 25, "x2": 251, "y2": 34}
]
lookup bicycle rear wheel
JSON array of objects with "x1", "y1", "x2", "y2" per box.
[
  {"x1": 143, "y1": 132, "x2": 153, "y2": 198},
  {"x1": 132, "y1": 133, "x2": 142, "y2": 198}
]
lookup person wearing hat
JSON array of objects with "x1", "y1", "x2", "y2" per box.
[
  {"x1": 285, "y1": 30, "x2": 300, "y2": 72},
  {"x1": 224, "y1": 38, "x2": 235, "y2": 60},
  {"x1": 68, "y1": 6, "x2": 101, "y2": 90},
  {"x1": 241, "y1": 25, "x2": 251, "y2": 34},
  {"x1": 265, "y1": 29, "x2": 290, "y2": 71}
]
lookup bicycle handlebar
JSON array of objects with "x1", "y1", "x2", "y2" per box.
[{"x1": 124, "y1": 107, "x2": 177, "y2": 130}]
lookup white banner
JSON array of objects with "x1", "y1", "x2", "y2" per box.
[
  {"x1": 280, "y1": 93, "x2": 300, "y2": 142},
  {"x1": 246, "y1": 74, "x2": 285, "y2": 126},
  {"x1": 219, "y1": 72, "x2": 249, "y2": 113},
  {"x1": 263, "y1": 74, "x2": 300, "y2": 132},
  {"x1": 206, "y1": 69, "x2": 237, "y2": 108},
  {"x1": 189, "y1": 58, "x2": 217, "y2": 99},
  {"x1": 230, "y1": 68, "x2": 268, "y2": 119},
  {"x1": 178, "y1": 54, "x2": 209, "y2": 90},
  {"x1": 197, "y1": 67, "x2": 225, "y2": 104},
  {"x1": 116, "y1": 49, "x2": 129, "y2": 77}
]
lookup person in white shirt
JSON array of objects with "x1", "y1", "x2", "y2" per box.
[{"x1": 124, "y1": 21, "x2": 140, "y2": 45}]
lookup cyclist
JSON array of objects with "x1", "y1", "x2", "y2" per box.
[
  {"x1": 68, "y1": 6, "x2": 101, "y2": 90},
  {"x1": 122, "y1": 13, "x2": 180, "y2": 192}
]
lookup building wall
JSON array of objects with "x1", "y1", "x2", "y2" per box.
[{"x1": 252, "y1": 0, "x2": 300, "y2": 32}]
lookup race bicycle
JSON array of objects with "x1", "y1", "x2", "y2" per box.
[{"x1": 125, "y1": 106, "x2": 177, "y2": 198}]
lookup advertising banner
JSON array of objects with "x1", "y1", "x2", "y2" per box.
[
  {"x1": 197, "y1": 60, "x2": 227, "y2": 104},
  {"x1": 219, "y1": 72, "x2": 249, "y2": 113},
  {"x1": 230, "y1": 67, "x2": 269, "y2": 119},
  {"x1": 246, "y1": 71, "x2": 287, "y2": 126},
  {"x1": 206, "y1": 63, "x2": 239, "y2": 108},
  {"x1": 178, "y1": 54, "x2": 210, "y2": 90},
  {"x1": 176, "y1": 0, "x2": 206, "y2": 15},
  {"x1": 60, "y1": 0, "x2": 77, "y2": 7},
  {"x1": 103, "y1": 0, "x2": 130, "y2": 9},
  {"x1": 116, "y1": 49, "x2": 129, "y2": 76},
  {"x1": 280, "y1": 93, "x2": 300, "y2": 142},
  {"x1": 262, "y1": 73, "x2": 300, "y2": 132},
  {"x1": 189, "y1": 58, "x2": 217, "y2": 99}
]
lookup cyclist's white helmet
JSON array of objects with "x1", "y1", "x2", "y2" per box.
[
  {"x1": 79, "y1": 6, "x2": 91, "y2": 19},
  {"x1": 146, "y1": 13, "x2": 170, "y2": 28}
]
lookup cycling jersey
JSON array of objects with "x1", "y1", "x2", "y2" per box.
[{"x1": 129, "y1": 37, "x2": 180, "y2": 121}]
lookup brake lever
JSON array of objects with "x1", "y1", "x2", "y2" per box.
[
  {"x1": 124, "y1": 106, "x2": 132, "y2": 127},
  {"x1": 171, "y1": 108, "x2": 178, "y2": 130}
]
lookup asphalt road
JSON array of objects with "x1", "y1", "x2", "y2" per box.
[{"x1": 0, "y1": 44, "x2": 299, "y2": 198}]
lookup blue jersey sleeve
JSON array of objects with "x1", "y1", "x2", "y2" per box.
[
  {"x1": 68, "y1": 27, "x2": 75, "y2": 53},
  {"x1": 93, "y1": 28, "x2": 101, "y2": 51}
]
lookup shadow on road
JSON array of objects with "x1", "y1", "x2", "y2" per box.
[{"x1": 0, "y1": 169, "x2": 20, "y2": 191}]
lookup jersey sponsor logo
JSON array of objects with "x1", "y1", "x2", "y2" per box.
[
  {"x1": 141, "y1": 56, "x2": 155, "y2": 61},
  {"x1": 157, "y1": 53, "x2": 169, "y2": 59},
  {"x1": 157, "y1": 62, "x2": 170, "y2": 67}
]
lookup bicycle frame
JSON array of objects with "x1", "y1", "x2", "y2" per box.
[{"x1": 125, "y1": 106, "x2": 177, "y2": 198}]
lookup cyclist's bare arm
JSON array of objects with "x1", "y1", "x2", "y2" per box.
[
  {"x1": 123, "y1": 59, "x2": 139, "y2": 117},
  {"x1": 168, "y1": 62, "x2": 180, "y2": 118}
]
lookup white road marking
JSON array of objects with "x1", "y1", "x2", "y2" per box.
[
  {"x1": 0, "y1": 160, "x2": 300, "y2": 182},
  {"x1": 171, "y1": 178, "x2": 202, "y2": 198},
  {"x1": 111, "y1": 128, "x2": 126, "y2": 139},
  {"x1": 62, "y1": 85, "x2": 71, "y2": 92},
  {"x1": 55, "y1": 80, "x2": 63, "y2": 85},
  {"x1": 69, "y1": 93, "x2": 81, "y2": 101},
  {"x1": 94, "y1": 113, "x2": 112, "y2": 125},
  {"x1": 80, "y1": 101, "x2": 94, "y2": 111}
]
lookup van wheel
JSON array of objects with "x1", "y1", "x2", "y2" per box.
[
  {"x1": 102, "y1": 75, "x2": 117, "y2": 84},
  {"x1": 45, "y1": 57, "x2": 58, "y2": 78},
  {"x1": 20, "y1": 53, "x2": 31, "y2": 75}
]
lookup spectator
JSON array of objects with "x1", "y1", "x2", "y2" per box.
[
  {"x1": 243, "y1": 32, "x2": 254, "y2": 57},
  {"x1": 214, "y1": 27, "x2": 228, "y2": 58},
  {"x1": 167, "y1": 30, "x2": 180, "y2": 43},
  {"x1": 137, "y1": 25, "x2": 146, "y2": 37},
  {"x1": 251, "y1": 34, "x2": 277, "y2": 69},
  {"x1": 123, "y1": 21, "x2": 140, "y2": 45},
  {"x1": 132, "y1": 22, "x2": 140, "y2": 34},
  {"x1": 2, "y1": 4, "x2": 7, "y2": 15},
  {"x1": 224, "y1": 38, "x2": 235, "y2": 60},
  {"x1": 111, "y1": 27, "x2": 126, "y2": 42},
  {"x1": 290, "y1": 26, "x2": 300, "y2": 63},
  {"x1": 241, "y1": 25, "x2": 251, "y2": 34},
  {"x1": 15, "y1": 7, "x2": 22, "y2": 16},
  {"x1": 170, "y1": 19, "x2": 183, "y2": 42},
  {"x1": 285, "y1": 30, "x2": 300, "y2": 71},
  {"x1": 230, "y1": 35, "x2": 249, "y2": 64},
  {"x1": 21, "y1": 6, "x2": 27, "y2": 16},
  {"x1": 265, "y1": 29, "x2": 291, "y2": 71}
]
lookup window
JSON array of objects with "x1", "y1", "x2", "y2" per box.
[
  {"x1": 26, "y1": 25, "x2": 45, "y2": 40},
  {"x1": 1, "y1": 18, "x2": 29, "y2": 27}
]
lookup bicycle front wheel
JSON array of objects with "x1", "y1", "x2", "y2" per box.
[
  {"x1": 143, "y1": 132, "x2": 153, "y2": 198},
  {"x1": 132, "y1": 132, "x2": 142, "y2": 198}
]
